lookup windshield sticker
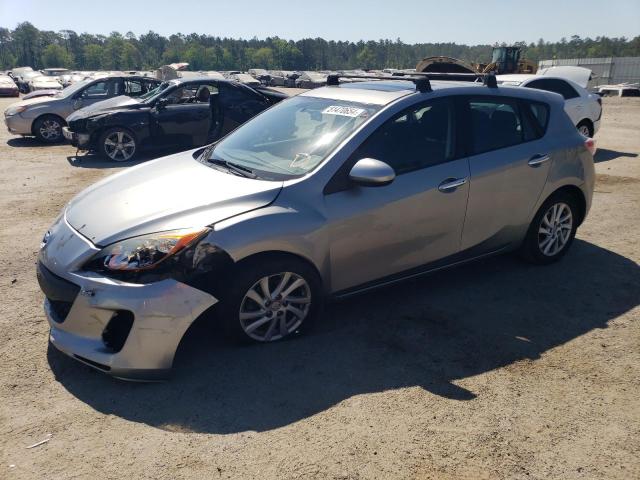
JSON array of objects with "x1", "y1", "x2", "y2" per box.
[{"x1": 322, "y1": 105, "x2": 366, "y2": 117}]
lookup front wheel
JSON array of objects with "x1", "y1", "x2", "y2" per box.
[
  {"x1": 99, "y1": 128, "x2": 137, "y2": 162},
  {"x1": 520, "y1": 192, "x2": 579, "y2": 264},
  {"x1": 219, "y1": 257, "x2": 322, "y2": 343},
  {"x1": 33, "y1": 115, "x2": 64, "y2": 143}
]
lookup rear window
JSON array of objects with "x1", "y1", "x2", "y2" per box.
[
  {"x1": 468, "y1": 98, "x2": 524, "y2": 154},
  {"x1": 526, "y1": 79, "x2": 580, "y2": 100}
]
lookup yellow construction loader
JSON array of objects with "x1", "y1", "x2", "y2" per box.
[{"x1": 416, "y1": 46, "x2": 537, "y2": 75}]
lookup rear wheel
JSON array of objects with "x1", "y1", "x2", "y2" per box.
[
  {"x1": 520, "y1": 192, "x2": 579, "y2": 264},
  {"x1": 219, "y1": 257, "x2": 322, "y2": 343},
  {"x1": 99, "y1": 127, "x2": 137, "y2": 162},
  {"x1": 577, "y1": 120, "x2": 593, "y2": 137},
  {"x1": 33, "y1": 115, "x2": 64, "y2": 143}
]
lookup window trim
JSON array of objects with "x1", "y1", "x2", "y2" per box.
[{"x1": 463, "y1": 95, "x2": 548, "y2": 157}]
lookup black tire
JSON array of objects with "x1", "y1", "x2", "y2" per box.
[
  {"x1": 577, "y1": 120, "x2": 594, "y2": 138},
  {"x1": 520, "y1": 192, "x2": 579, "y2": 265},
  {"x1": 33, "y1": 115, "x2": 65, "y2": 143},
  {"x1": 98, "y1": 127, "x2": 137, "y2": 162},
  {"x1": 218, "y1": 256, "x2": 322, "y2": 344}
]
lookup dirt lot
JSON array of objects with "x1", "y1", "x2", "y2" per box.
[{"x1": 0, "y1": 95, "x2": 638, "y2": 480}]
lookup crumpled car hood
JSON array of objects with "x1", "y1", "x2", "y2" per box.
[
  {"x1": 65, "y1": 149, "x2": 283, "y2": 246},
  {"x1": 67, "y1": 96, "x2": 140, "y2": 122}
]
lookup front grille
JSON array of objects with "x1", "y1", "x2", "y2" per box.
[
  {"x1": 48, "y1": 300, "x2": 73, "y2": 324},
  {"x1": 37, "y1": 262, "x2": 80, "y2": 323}
]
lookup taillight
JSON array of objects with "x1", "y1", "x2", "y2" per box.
[{"x1": 585, "y1": 137, "x2": 597, "y2": 156}]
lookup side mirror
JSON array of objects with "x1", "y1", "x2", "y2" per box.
[
  {"x1": 155, "y1": 97, "x2": 169, "y2": 110},
  {"x1": 348, "y1": 158, "x2": 395, "y2": 187},
  {"x1": 72, "y1": 98, "x2": 83, "y2": 110}
]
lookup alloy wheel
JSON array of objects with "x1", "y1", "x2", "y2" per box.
[
  {"x1": 538, "y1": 202, "x2": 573, "y2": 256},
  {"x1": 239, "y1": 272, "x2": 311, "y2": 342},
  {"x1": 104, "y1": 131, "x2": 136, "y2": 161},
  {"x1": 39, "y1": 119, "x2": 62, "y2": 141}
]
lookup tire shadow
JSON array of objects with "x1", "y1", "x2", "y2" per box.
[{"x1": 48, "y1": 239, "x2": 639, "y2": 433}]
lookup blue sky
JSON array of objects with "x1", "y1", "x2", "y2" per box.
[{"x1": 1, "y1": 0, "x2": 638, "y2": 44}]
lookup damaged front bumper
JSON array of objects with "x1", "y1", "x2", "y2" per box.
[
  {"x1": 62, "y1": 127, "x2": 91, "y2": 149},
  {"x1": 38, "y1": 216, "x2": 218, "y2": 381}
]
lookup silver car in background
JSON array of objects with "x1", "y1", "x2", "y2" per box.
[
  {"x1": 4, "y1": 75, "x2": 161, "y2": 142},
  {"x1": 37, "y1": 76, "x2": 595, "y2": 380}
]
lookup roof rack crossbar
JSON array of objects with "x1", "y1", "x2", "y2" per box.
[{"x1": 326, "y1": 73, "x2": 432, "y2": 93}]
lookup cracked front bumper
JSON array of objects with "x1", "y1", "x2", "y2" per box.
[{"x1": 39, "y1": 215, "x2": 218, "y2": 381}]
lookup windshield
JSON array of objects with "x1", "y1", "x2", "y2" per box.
[{"x1": 204, "y1": 96, "x2": 380, "y2": 180}]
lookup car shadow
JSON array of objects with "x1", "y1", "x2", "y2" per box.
[
  {"x1": 48, "y1": 239, "x2": 640, "y2": 433},
  {"x1": 594, "y1": 148, "x2": 638, "y2": 163},
  {"x1": 7, "y1": 137, "x2": 66, "y2": 148}
]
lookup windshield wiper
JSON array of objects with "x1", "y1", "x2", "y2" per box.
[{"x1": 207, "y1": 158, "x2": 257, "y2": 178}]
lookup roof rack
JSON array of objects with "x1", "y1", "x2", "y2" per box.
[
  {"x1": 326, "y1": 71, "x2": 499, "y2": 92},
  {"x1": 326, "y1": 73, "x2": 432, "y2": 92}
]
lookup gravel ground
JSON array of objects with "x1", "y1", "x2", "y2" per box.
[{"x1": 0, "y1": 96, "x2": 638, "y2": 480}]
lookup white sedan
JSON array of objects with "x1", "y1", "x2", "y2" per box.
[{"x1": 497, "y1": 72, "x2": 602, "y2": 137}]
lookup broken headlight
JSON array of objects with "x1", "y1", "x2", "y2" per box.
[{"x1": 85, "y1": 228, "x2": 210, "y2": 274}]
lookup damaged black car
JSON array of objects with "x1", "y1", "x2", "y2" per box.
[{"x1": 64, "y1": 77, "x2": 289, "y2": 161}]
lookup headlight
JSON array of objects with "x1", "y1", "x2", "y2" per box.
[
  {"x1": 85, "y1": 228, "x2": 210, "y2": 273},
  {"x1": 5, "y1": 105, "x2": 28, "y2": 116}
]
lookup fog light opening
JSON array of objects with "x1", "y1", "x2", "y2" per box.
[{"x1": 102, "y1": 310, "x2": 134, "y2": 352}]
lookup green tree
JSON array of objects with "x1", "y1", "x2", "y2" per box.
[
  {"x1": 83, "y1": 44, "x2": 102, "y2": 69},
  {"x1": 41, "y1": 44, "x2": 73, "y2": 67}
]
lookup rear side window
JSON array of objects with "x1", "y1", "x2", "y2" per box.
[
  {"x1": 526, "y1": 79, "x2": 579, "y2": 100},
  {"x1": 467, "y1": 98, "x2": 524, "y2": 154}
]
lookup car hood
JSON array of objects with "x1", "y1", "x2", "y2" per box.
[
  {"x1": 67, "y1": 96, "x2": 141, "y2": 121},
  {"x1": 65, "y1": 149, "x2": 283, "y2": 246}
]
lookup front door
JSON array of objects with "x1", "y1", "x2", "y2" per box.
[
  {"x1": 324, "y1": 98, "x2": 470, "y2": 293},
  {"x1": 151, "y1": 83, "x2": 213, "y2": 147}
]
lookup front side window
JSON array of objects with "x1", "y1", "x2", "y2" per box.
[
  {"x1": 352, "y1": 98, "x2": 456, "y2": 174},
  {"x1": 205, "y1": 96, "x2": 380, "y2": 180},
  {"x1": 163, "y1": 83, "x2": 217, "y2": 105},
  {"x1": 468, "y1": 98, "x2": 524, "y2": 154},
  {"x1": 82, "y1": 80, "x2": 113, "y2": 98}
]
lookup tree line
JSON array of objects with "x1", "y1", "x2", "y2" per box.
[{"x1": 1, "y1": 22, "x2": 639, "y2": 72}]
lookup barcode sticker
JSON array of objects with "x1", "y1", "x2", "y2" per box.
[{"x1": 322, "y1": 105, "x2": 366, "y2": 117}]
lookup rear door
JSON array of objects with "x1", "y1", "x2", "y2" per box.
[
  {"x1": 460, "y1": 96, "x2": 552, "y2": 252},
  {"x1": 324, "y1": 97, "x2": 470, "y2": 292},
  {"x1": 151, "y1": 82, "x2": 214, "y2": 147}
]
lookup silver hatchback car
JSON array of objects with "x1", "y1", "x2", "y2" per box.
[{"x1": 38, "y1": 75, "x2": 595, "y2": 380}]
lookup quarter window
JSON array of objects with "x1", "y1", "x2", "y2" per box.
[{"x1": 352, "y1": 98, "x2": 456, "y2": 174}]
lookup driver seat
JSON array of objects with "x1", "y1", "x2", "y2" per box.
[{"x1": 195, "y1": 85, "x2": 211, "y2": 103}]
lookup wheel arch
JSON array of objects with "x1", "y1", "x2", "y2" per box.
[
  {"x1": 547, "y1": 184, "x2": 587, "y2": 226},
  {"x1": 31, "y1": 113, "x2": 66, "y2": 136},
  {"x1": 576, "y1": 118, "x2": 594, "y2": 136}
]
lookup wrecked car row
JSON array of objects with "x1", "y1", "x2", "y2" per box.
[{"x1": 4, "y1": 75, "x2": 288, "y2": 160}]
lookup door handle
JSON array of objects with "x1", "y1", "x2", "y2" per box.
[
  {"x1": 438, "y1": 177, "x2": 468, "y2": 192},
  {"x1": 528, "y1": 154, "x2": 551, "y2": 167}
]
